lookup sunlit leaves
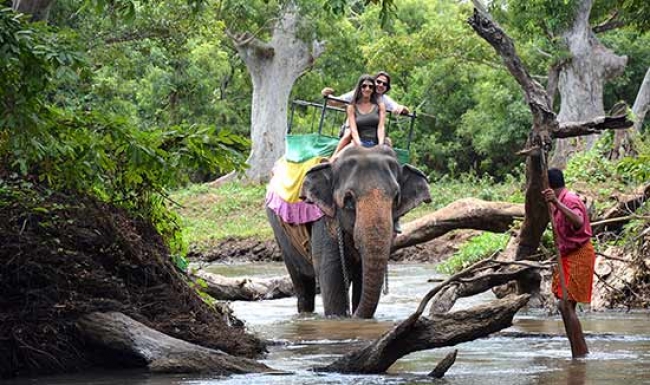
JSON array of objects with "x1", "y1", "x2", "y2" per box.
[{"x1": 1, "y1": 5, "x2": 251, "y2": 250}]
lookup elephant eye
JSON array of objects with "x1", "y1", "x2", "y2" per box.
[{"x1": 344, "y1": 194, "x2": 355, "y2": 210}]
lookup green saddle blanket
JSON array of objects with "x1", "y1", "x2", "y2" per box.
[
  {"x1": 285, "y1": 133, "x2": 410, "y2": 164},
  {"x1": 285, "y1": 134, "x2": 339, "y2": 163}
]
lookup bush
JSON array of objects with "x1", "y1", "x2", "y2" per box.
[{"x1": 436, "y1": 232, "x2": 510, "y2": 275}]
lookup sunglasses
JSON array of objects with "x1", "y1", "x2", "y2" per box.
[
  {"x1": 375, "y1": 80, "x2": 389, "y2": 86},
  {"x1": 361, "y1": 84, "x2": 375, "y2": 89}
]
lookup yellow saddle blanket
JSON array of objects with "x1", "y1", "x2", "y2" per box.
[{"x1": 269, "y1": 156, "x2": 327, "y2": 203}]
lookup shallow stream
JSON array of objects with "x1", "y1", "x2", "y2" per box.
[{"x1": 8, "y1": 262, "x2": 650, "y2": 385}]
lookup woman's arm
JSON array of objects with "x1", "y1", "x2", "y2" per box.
[
  {"x1": 377, "y1": 103, "x2": 386, "y2": 145},
  {"x1": 347, "y1": 105, "x2": 361, "y2": 146}
]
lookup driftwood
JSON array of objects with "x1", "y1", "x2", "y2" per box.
[
  {"x1": 311, "y1": 255, "x2": 544, "y2": 374},
  {"x1": 430, "y1": 264, "x2": 532, "y2": 314},
  {"x1": 315, "y1": 294, "x2": 529, "y2": 374},
  {"x1": 193, "y1": 270, "x2": 294, "y2": 301},
  {"x1": 429, "y1": 349, "x2": 458, "y2": 378},
  {"x1": 76, "y1": 312, "x2": 274, "y2": 374},
  {"x1": 393, "y1": 198, "x2": 524, "y2": 250}
]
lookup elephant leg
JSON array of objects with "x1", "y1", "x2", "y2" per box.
[
  {"x1": 311, "y1": 219, "x2": 349, "y2": 317},
  {"x1": 266, "y1": 208, "x2": 316, "y2": 313}
]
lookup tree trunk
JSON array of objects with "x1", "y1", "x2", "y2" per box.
[
  {"x1": 611, "y1": 67, "x2": 650, "y2": 158},
  {"x1": 12, "y1": 0, "x2": 55, "y2": 21},
  {"x1": 232, "y1": 5, "x2": 324, "y2": 184},
  {"x1": 550, "y1": 0, "x2": 627, "y2": 168},
  {"x1": 632, "y1": 67, "x2": 650, "y2": 133}
]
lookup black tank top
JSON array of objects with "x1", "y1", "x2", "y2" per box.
[{"x1": 355, "y1": 104, "x2": 379, "y2": 144}]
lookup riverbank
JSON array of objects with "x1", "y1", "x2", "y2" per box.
[
  {"x1": 187, "y1": 230, "x2": 480, "y2": 264},
  {"x1": 0, "y1": 179, "x2": 265, "y2": 379}
]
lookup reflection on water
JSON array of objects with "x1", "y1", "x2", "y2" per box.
[{"x1": 6, "y1": 263, "x2": 650, "y2": 385}]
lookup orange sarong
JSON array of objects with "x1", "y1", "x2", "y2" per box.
[{"x1": 552, "y1": 242, "x2": 596, "y2": 303}]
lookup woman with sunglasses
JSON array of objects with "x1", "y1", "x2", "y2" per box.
[
  {"x1": 322, "y1": 71, "x2": 408, "y2": 115},
  {"x1": 330, "y1": 74, "x2": 386, "y2": 161}
]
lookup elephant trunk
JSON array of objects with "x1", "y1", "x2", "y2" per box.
[{"x1": 352, "y1": 192, "x2": 393, "y2": 319}]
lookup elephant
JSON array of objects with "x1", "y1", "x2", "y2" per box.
[{"x1": 266, "y1": 145, "x2": 431, "y2": 318}]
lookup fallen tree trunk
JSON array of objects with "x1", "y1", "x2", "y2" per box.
[
  {"x1": 77, "y1": 312, "x2": 274, "y2": 374},
  {"x1": 593, "y1": 184, "x2": 650, "y2": 234},
  {"x1": 315, "y1": 294, "x2": 529, "y2": 374},
  {"x1": 393, "y1": 198, "x2": 524, "y2": 250},
  {"x1": 193, "y1": 270, "x2": 294, "y2": 301}
]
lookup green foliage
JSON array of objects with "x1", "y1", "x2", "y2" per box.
[
  {"x1": 617, "y1": 135, "x2": 650, "y2": 184},
  {"x1": 0, "y1": 7, "x2": 85, "y2": 136},
  {"x1": 1, "y1": 7, "x2": 250, "y2": 253},
  {"x1": 564, "y1": 145, "x2": 619, "y2": 184},
  {"x1": 601, "y1": 30, "x2": 650, "y2": 113},
  {"x1": 458, "y1": 70, "x2": 531, "y2": 177},
  {"x1": 436, "y1": 232, "x2": 510, "y2": 275},
  {"x1": 492, "y1": 0, "x2": 577, "y2": 37}
]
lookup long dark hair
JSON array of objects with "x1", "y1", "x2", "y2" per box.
[{"x1": 351, "y1": 74, "x2": 379, "y2": 106}]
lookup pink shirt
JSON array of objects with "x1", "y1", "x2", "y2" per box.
[{"x1": 553, "y1": 188, "x2": 593, "y2": 256}]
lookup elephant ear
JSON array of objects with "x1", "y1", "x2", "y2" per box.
[
  {"x1": 300, "y1": 162, "x2": 336, "y2": 217},
  {"x1": 396, "y1": 164, "x2": 432, "y2": 218}
]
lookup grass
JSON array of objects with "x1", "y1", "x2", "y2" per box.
[
  {"x1": 170, "y1": 182, "x2": 270, "y2": 252},
  {"x1": 169, "y1": 175, "x2": 524, "y2": 254}
]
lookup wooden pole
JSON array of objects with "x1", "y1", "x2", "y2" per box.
[
  {"x1": 538, "y1": 147, "x2": 568, "y2": 302},
  {"x1": 539, "y1": 146, "x2": 589, "y2": 358}
]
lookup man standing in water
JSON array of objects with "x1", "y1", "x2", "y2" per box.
[{"x1": 543, "y1": 168, "x2": 596, "y2": 358}]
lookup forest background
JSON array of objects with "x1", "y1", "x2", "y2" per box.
[{"x1": 2, "y1": 0, "x2": 650, "y2": 255}]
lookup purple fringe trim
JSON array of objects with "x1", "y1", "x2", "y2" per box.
[{"x1": 266, "y1": 190, "x2": 324, "y2": 224}]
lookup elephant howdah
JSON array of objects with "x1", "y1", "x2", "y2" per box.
[{"x1": 266, "y1": 146, "x2": 431, "y2": 318}]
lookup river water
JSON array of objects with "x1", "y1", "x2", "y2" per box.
[{"x1": 8, "y1": 263, "x2": 650, "y2": 385}]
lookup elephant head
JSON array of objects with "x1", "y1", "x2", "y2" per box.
[{"x1": 301, "y1": 146, "x2": 431, "y2": 318}]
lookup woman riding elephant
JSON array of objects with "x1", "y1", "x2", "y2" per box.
[{"x1": 266, "y1": 145, "x2": 430, "y2": 318}]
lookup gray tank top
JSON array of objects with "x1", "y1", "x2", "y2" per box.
[{"x1": 355, "y1": 104, "x2": 380, "y2": 144}]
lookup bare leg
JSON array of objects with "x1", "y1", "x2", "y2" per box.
[
  {"x1": 558, "y1": 299, "x2": 589, "y2": 358},
  {"x1": 330, "y1": 130, "x2": 352, "y2": 161}
]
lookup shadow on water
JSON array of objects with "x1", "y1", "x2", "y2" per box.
[{"x1": 6, "y1": 263, "x2": 650, "y2": 385}]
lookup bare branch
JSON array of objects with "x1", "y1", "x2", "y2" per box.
[
  {"x1": 467, "y1": 9, "x2": 551, "y2": 114},
  {"x1": 315, "y1": 294, "x2": 529, "y2": 374},
  {"x1": 553, "y1": 115, "x2": 634, "y2": 138},
  {"x1": 225, "y1": 29, "x2": 272, "y2": 53},
  {"x1": 593, "y1": 20, "x2": 627, "y2": 33},
  {"x1": 429, "y1": 350, "x2": 458, "y2": 378},
  {"x1": 546, "y1": 63, "x2": 562, "y2": 109},
  {"x1": 593, "y1": 11, "x2": 626, "y2": 34}
]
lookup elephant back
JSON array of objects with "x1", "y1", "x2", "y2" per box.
[
  {"x1": 266, "y1": 154, "x2": 328, "y2": 225},
  {"x1": 266, "y1": 152, "x2": 330, "y2": 263}
]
